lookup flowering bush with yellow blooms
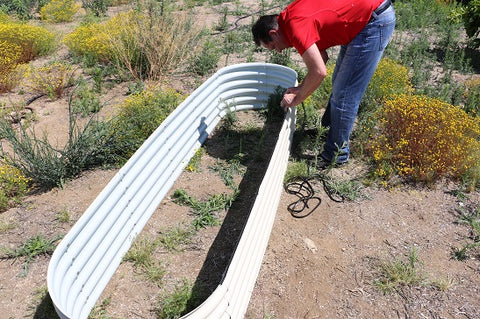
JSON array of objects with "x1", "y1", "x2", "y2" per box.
[
  {"x1": 361, "y1": 58, "x2": 414, "y2": 114},
  {"x1": 24, "y1": 61, "x2": 75, "y2": 100},
  {"x1": 0, "y1": 21, "x2": 55, "y2": 92},
  {"x1": 63, "y1": 11, "x2": 135, "y2": 64},
  {"x1": 40, "y1": 0, "x2": 81, "y2": 23},
  {"x1": 368, "y1": 94, "x2": 480, "y2": 187},
  {"x1": 0, "y1": 161, "x2": 30, "y2": 212}
]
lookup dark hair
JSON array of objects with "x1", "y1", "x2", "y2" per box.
[{"x1": 251, "y1": 15, "x2": 279, "y2": 46}]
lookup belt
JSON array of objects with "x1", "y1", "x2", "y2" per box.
[{"x1": 370, "y1": 0, "x2": 391, "y2": 21}]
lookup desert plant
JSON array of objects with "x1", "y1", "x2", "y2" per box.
[
  {"x1": 155, "y1": 280, "x2": 194, "y2": 319},
  {"x1": 374, "y1": 248, "x2": 425, "y2": 294},
  {"x1": 188, "y1": 39, "x2": 220, "y2": 76},
  {"x1": 0, "y1": 21, "x2": 55, "y2": 64},
  {"x1": 361, "y1": 58, "x2": 414, "y2": 114},
  {"x1": 40, "y1": 0, "x2": 81, "y2": 23},
  {"x1": 82, "y1": 0, "x2": 110, "y2": 17},
  {"x1": 0, "y1": 107, "x2": 116, "y2": 189},
  {"x1": 24, "y1": 61, "x2": 75, "y2": 100},
  {"x1": 172, "y1": 189, "x2": 237, "y2": 230},
  {"x1": 0, "y1": 161, "x2": 30, "y2": 211},
  {"x1": 1, "y1": 233, "x2": 62, "y2": 276},
  {"x1": 109, "y1": 87, "x2": 184, "y2": 161},
  {"x1": 367, "y1": 94, "x2": 480, "y2": 186}
]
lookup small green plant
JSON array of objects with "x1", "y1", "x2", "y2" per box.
[
  {"x1": 1, "y1": 234, "x2": 62, "y2": 276},
  {"x1": 88, "y1": 297, "x2": 113, "y2": 319},
  {"x1": 82, "y1": 0, "x2": 110, "y2": 17},
  {"x1": 208, "y1": 158, "x2": 244, "y2": 189},
  {"x1": 188, "y1": 39, "x2": 220, "y2": 76},
  {"x1": 123, "y1": 235, "x2": 165, "y2": 285},
  {"x1": 452, "y1": 204, "x2": 480, "y2": 260},
  {"x1": 158, "y1": 225, "x2": 195, "y2": 252},
  {"x1": 155, "y1": 280, "x2": 195, "y2": 319},
  {"x1": 373, "y1": 248, "x2": 425, "y2": 294},
  {"x1": 55, "y1": 205, "x2": 71, "y2": 223},
  {"x1": 185, "y1": 148, "x2": 205, "y2": 172},
  {"x1": 71, "y1": 81, "x2": 102, "y2": 116},
  {"x1": 172, "y1": 189, "x2": 237, "y2": 230}
]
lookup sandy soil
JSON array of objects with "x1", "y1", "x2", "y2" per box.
[{"x1": 0, "y1": 1, "x2": 479, "y2": 319}]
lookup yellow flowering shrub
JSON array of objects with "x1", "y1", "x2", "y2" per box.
[
  {"x1": 0, "y1": 22, "x2": 55, "y2": 92},
  {"x1": 361, "y1": 58, "x2": 414, "y2": 113},
  {"x1": 63, "y1": 11, "x2": 136, "y2": 64},
  {"x1": 40, "y1": 0, "x2": 81, "y2": 23},
  {"x1": 0, "y1": 22, "x2": 55, "y2": 64},
  {"x1": 24, "y1": 61, "x2": 75, "y2": 100},
  {"x1": 0, "y1": 161, "x2": 30, "y2": 212},
  {"x1": 368, "y1": 94, "x2": 480, "y2": 185}
]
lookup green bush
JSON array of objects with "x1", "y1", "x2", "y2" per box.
[{"x1": 110, "y1": 88, "x2": 184, "y2": 161}]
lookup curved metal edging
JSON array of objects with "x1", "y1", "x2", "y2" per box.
[{"x1": 47, "y1": 63, "x2": 297, "y2": 319}]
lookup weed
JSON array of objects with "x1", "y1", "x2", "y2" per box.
[
  {"x1": 0, "y1": 161, "x2": 30, "y2": 212},
  {"x1": 155, "y1": 280, "x2": 195, "y2": 319},
  {"x1": 366, "y1": 94, "x2": 480, "y2": 186},
  {"x1": 1, "y1": 234, "x2": 63, "y2": 276},
  {"x1": 373, "y1": 248, "x2": 425, "y2": 294},
  {"x1": 123, "y1": 235, "x2": 166, "y2": 285},
  {"x1": 172, "y1": 189, "x2": 237, "y2": 230},
  {"x1": 159, "y1": 225, "x2": 195, "y2": 252},
  {"x1": 0, "y1": 216, "x2": 16, "y2": 233},
  {"x1": 208, "y1": 158, "x2": 244, "y2": 189},
  {"x1": 185, "y1": 148, "x2": 205, "y2": 172},
  {"x1": 110, "y1": 88, "x2": 184, "y2": 162},
  {"x1": 24, "y1": 61, "x2": 76, "y2": 100},
  {"x1": 452, "y1": 204, "x2": 480, "y2": 260},
  {"x1": 188, "y1": 39, "x2": 220, "y2": 76},
  {"x1": 55, "y1": 205, "x2": 71, "y2": 223},
  {"x1": 88, "y1": 297, "x2": 113, "y2": 319}
]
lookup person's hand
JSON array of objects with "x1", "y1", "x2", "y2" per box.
[{"x1": 280, "y1": 87, "x2": 300, "y2": 111}]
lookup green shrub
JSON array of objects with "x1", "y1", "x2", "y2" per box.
[
  {"x1": 461, "y1": 0, "x2": 480, "y2": 47},
  {"x1": 40, "y1": 0, "x2": 80, "y2": 23},
  {"x1": 367, "y1": 94, "x2": 480, "y2": 187},
  {"x1": 110, "y1": 88, "x2": 184, "y2": 161}
]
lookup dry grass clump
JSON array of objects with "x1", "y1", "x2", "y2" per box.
[
  {"x1": 368, "y1": 94, "x2": 480, "y2": 187},
  {"x1": 24, "y1": 61, "x2": 75, "y2": 100},
  {"x1": 64, "y1": 9, "x2": 201, "y2": 80}
]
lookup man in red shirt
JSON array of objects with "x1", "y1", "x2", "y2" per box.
[{"x1": 252, "y1": 0, "x2": 395, "y2": 168}]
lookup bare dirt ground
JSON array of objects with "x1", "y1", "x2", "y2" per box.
[{"x1": 0, "y1": 1, "x2": 479, "y2": 319}]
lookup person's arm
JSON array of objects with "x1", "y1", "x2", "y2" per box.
[{"x1": 280, "y1": 44, "x2": 328, "y2": 110}]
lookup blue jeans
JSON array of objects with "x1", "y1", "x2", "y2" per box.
[{"x1": 320, "y1": 4, "x2": 396, "y2": 164}]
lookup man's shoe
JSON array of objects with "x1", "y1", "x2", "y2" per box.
[{"x1": 316, "y1": 156, "x2": 347, "y2": 170}]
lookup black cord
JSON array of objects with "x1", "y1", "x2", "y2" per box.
[{"x1": 284, "y1": 173, "x2": 344, "y2": 218}]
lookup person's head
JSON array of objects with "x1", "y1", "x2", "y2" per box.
[{"x1": 252, "y1": 14, "x2": 288, "y2": 52}]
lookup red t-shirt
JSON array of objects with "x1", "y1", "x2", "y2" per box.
[{"x1": 278, "y1": 0, "x2": 384, "y2": 55}]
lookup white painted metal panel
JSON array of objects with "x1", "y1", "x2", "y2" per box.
[{"x1": 47, "y1": 63, "x2": 297, "y2": 319}]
